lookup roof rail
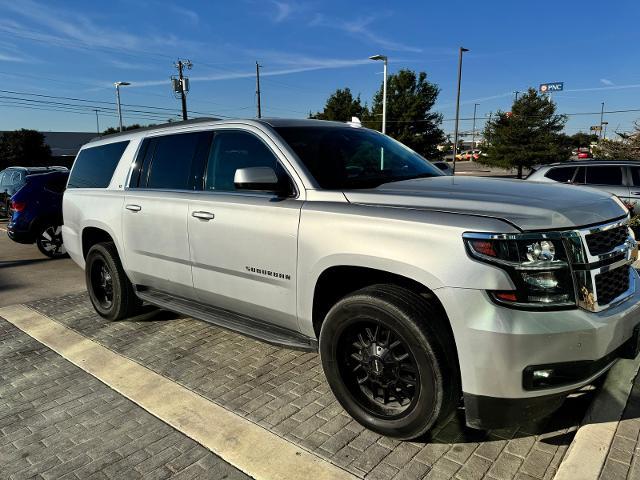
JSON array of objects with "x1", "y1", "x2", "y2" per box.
[{"x1": 89, "y1": 117, "x2": 221, "y2": 143}]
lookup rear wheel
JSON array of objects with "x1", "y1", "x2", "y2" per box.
[
  {"x1": 85, "y1": 242, "x2": 140, "y2": 321},
  {"x1": 36, "y1": 224, "x2": 68, "y2": 258},
  {"x1": 319, "y1": 284, "x2": 459, "y2": 440}
]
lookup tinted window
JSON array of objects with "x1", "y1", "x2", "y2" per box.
[
  {"x1": 205, "y1": 131, "x2": 285, "y2": 192},
  {"x1": 630, "y1": 167, "x2": 640, "y2": 186},
  {"x1": 585, "y1": 166, "x2": 623, "y2": 186},
  {"x1": 44, "y1": 174, "x2": 69, "y2": 194},
  {"x1": 145, "y1": 132, "x2": 209, "y2": 190},
  {"x1": 68, "y1": 141, "x2": 129, "y2": 188},
  {"x1": 276, "y1": 126, "x2": 441, "y2": 189},
  {"x1": 545, "y1": 166, "x2": 577, "y2": 183}
]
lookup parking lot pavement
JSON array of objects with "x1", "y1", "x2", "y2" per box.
[
  {"x1": 0, "y1": 316, "x2": 251, "y2": 480},
  {"x1": 0, "y1": 221, "x2": 85, "y2": 307},
  {"x1": 600, "y1": 370, "x2": 640, "y2": 479},
  {"x1": 17, "y1": 292, "x2": 597, "y2": 480}
]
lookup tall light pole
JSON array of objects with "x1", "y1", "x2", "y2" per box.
[
  {"x1": 600, "y1": 102, "x2": 605, "y2": 140},
  {"x1": 472, "y1": 103, "x2": 479, "y2": 149},
  {"x1": 369, "y1": 54, "x2": 388, "y2": 134},
  {"x1": 452, "y1": 47, "x2": 469, "y2": 175},
  {"x1": 114, "y1": 81, "x2": 130, "y2": 132}
]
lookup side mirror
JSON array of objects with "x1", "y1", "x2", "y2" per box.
[{"x1": 234, "y1": 167, "x2": 284, "y2": 194}]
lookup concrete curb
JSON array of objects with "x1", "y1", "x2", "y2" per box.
[{"x1": 554, "y1": 356, "x2": 640, "y2": 480}]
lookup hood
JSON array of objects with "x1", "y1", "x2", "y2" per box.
[{"x1": 343, "y1": 176, "x2": 627, "y2": 231}]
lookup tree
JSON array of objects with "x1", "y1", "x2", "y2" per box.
[
  {"x1": 364, "y1": 69, "x2": 445, "y2": 159},
  {"x1": 102, "y1": 123, "x2": 154, "y2": 135},
  {"x1": 480, "y1": 88, "x2": 568, "y2": 178},
  {"x1": 310, "y1": 88, "x2": 367, "y2": 121},
  {"x1": 0, "y1": 129, "x2": 52, "y2": 170},
  {"x1": 567, "y1": 132, "x2": 599, "y2": 148},
  {"x1": 592, "y1": 123, "x2": 640, "y2": 160}
]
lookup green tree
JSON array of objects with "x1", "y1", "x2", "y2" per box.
[
  {"x1": 310, "y1": 88, "x2": 367, "y2": 121},
  {"x1": 568, "y1": 132, "x2": 599, "y2": 148},
  {"x1": 0, "y1": 129, "x2": 52, "y2": 170},
  {"x1": 365, "y1": 69, "x2": 444, "y2": 159},
  {"x1": 102, "y1": 123, "x2": 154, "y2": 135},
  {"x1": 480, "y1": 88, "x2": 568, "y2": 178}
]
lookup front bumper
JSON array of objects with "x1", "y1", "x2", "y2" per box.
[{"x1": 436, "y1": 277, "x2": 640, "y2": 427}]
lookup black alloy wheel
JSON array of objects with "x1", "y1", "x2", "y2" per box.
[{"x1": 339, "y1": 321, "x2": 419, "y2": 418}]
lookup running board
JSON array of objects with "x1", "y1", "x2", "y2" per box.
[{"x1": 135, "y1": 287, "x2": 318, "y2": 352}]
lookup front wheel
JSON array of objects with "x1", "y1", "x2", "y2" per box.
[
  {"x1": 85, "y1": 242, "x2": 140, "y2": 321},
  {"x1": 36, "y1": 224, "x2": 68, "y2": 258},
  {"x1": 319, "y1": 284, "x2": 459, "y2": 440}
]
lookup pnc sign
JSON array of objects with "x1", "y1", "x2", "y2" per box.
[{"x1": 539, "y1": 82, "x2": 564, "y2": 93}]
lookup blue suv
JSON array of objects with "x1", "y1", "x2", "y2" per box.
[{"x1": 7, "y1": 170, "x2": 69, "y2": 258}]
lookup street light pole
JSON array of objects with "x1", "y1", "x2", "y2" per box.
[
  {"x1": 472, "y1": 103, "x2": 479, "y2": 149},
  {"x1": 452, "y1": 47, "x2": 469, "y2": 175},
  {"x1": 114, "y1": 81, "x2": 130, "y2": 132},
  {"x1": 369, "y1": 54, "x2": 388, "y2": 135},
  {"x1": 600, "y1": 102, "x2": 605, "y2": 140}
]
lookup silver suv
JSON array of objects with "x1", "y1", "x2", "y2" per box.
[
  {"x1": 527, "y1": 160, "x2": 640, "y2": 210},
  {"x1": 63, "y1": 119, "x2": 640, "y2": 439}
]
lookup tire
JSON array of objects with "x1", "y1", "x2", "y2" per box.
[
  {"x1": 319, "y1": 284, "x2": 459, "y2": 440},
  {"x1": 85, "y1": 242, "x2": 140, "y2": 321},
  {"x1": 36, "y1": 224, "x2": 68, "y2": 259}
]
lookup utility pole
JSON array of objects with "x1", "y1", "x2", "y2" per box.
[
  {"x1": 94, "y1": 109, "x2": 100, "y2": 135},
  {"x1": 514, "y1": 90, "x2": 520, "y2": 101},
  {"x1": 114, "y1": 81, "x2": 130, "y2": 132},
  {"x1": 600, "y1": 102, "x2": 605, "y2": 140},
  {"x1": 255, "y1": 61, "x2": 262, "y2": 118},
  {"x1": 174, "y1": 59, "x2": 192, "y2": 121},
  {"x1": 472, "y1": 103, "x2": 479, "y2": 149},
  {"x1": 452, "y1": 46, "x2": 469, "y2": 175}
]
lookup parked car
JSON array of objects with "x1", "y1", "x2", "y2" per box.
[
  {"x1": 0, "y1": 166, "x2": 68, "y2": 217},
  {"x1": 432, "y1": 161, "x2": 453, "y2": 175},
  {"x1": 64, "y1": 118, "x2": 639, "y2": 439},
  {"x1": 527, "y1": 160, "x2": 640, "y2": 212},
  {"x1": 7, "y1": 170, "x2": 69, "y2": 258}
]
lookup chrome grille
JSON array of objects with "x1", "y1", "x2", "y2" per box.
[
  {"x1": 586, "y1": 225, "x2": 628, "y2": 256},
  {"x1": 595, "y1": 265, "x2": 631, "y2": 305},
  {"x1": 571, "y1": 218, "x2": 636, "y2": 312}
]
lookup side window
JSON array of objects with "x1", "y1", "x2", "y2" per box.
[
  {"x1": 545, "y1": 166, "x2": 576, "y2": 183},
  {"x1": 143, "y1": 132, "x2": 211, "y2": 190},
  {"x1": 68, "y1": 141, "x2": 129, "y2": 188},
  {"x1": 204, "y1": 131, "x2": 286, "y2": 192},
  {"x1": 630, "y1": 167, "x2": 640, "y2": 186},
  {"x1": 585, "y1": 166, "x2": 623, "y2": 186},
  {"x1": 44, "y1": 175, "x2": 68, "y2": 194}
]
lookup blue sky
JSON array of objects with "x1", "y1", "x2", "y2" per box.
[{"x1": 0, "y1": 0, "x2": 639, "y2": 139}]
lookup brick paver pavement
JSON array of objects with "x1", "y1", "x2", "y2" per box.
[
  {"x1": 600, "y1": 370, "x2": 640, "y2": 479},
  {"x1": 0, "y1": 316, "x2": 251, "y2": 480},
  {"x1": 27, "y1": 293, "x2": 596, "y2": 480}
]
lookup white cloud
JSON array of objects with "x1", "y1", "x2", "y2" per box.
[
  {"x1": 309, "y1": 14, "x2": 423, "y2": 53},
  {"x1": 170, "y1": 6, "x2": 199, "y2": 25},
  {"x1": 600, "y1": 78, "x2": 614, "y2": 86},
  {"x1": 125, "y1": 54, "x2": 372, "y2": 88},
  {"x1": 272, "y1": 1, "x2": 294, "y2": 22}
]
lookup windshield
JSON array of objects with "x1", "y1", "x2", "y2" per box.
[{"x1": 275, "y1": 126, "x2": 442, "y2": 189}]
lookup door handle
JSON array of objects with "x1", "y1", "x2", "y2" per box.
[
  {"x1": 632, "y1": 192, "x2": 640, "y2": 196},
  {"x1": 125, "y1": 204, "x2": 142, "y2": 212},
  {"x1": 192, "y1": 211, "x2": 215, "y2": 221}
]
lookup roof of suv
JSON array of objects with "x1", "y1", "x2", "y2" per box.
[
  {"x1": 88, "y1": 117, "x2": 359, "y2": 144},
  {"x1": 539, "y1": 160, "x2": 640, "y2": 168},
  {"x1": 2, "y1": 166, "x2": 68, "y2": 174}
]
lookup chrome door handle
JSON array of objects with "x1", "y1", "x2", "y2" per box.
[
  {"x1": 125, "y1": 204, "x2": 142, "y2": 212},
  {"x1": 192, "y1": 211, "x2": 215, "y2": 221},
  {"x1": 632, "y1": 192, "x2": 640, "y2": 195}
]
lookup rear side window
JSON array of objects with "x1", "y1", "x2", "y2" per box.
[
  {"x1": 44, "y1": 175, "x2": 68, "y2": 194},
  {"x1": 135, "y1": 132, "x2": 211, "y2": 190},
  {"x1": 630, "y1": 167, "x2": 640, "y2": 186},
  {"x1": 585, "y1": 166, "x2": 623, "y2": 186},
  {"x1": 545, "y1": 166, "x2": 576, "y2": 183},
  {"x1": 68, "y1": 141, "x2": 129, "y2": 188}
]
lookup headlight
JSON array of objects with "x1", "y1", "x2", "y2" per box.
[{"x1": 463, "y1": 233, "x2": 576, "y2": 309}]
